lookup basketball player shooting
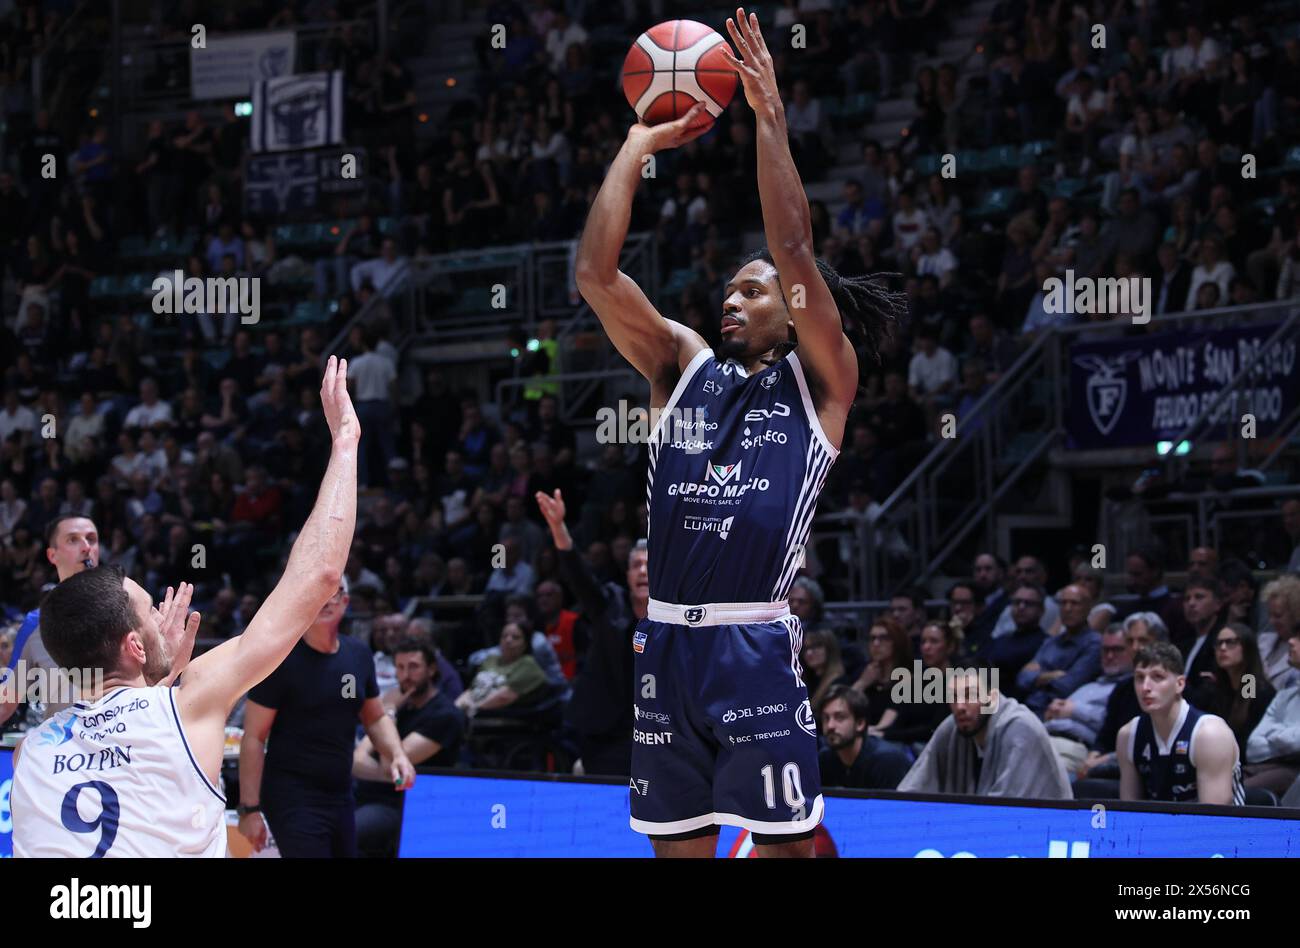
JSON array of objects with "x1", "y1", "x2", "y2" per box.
[
  {"x1": 9, "y1": 357, "x2": 360, "y2": 857},
  {"x1": 575, "y1": 8, "x2": 904, "y2": 858}
]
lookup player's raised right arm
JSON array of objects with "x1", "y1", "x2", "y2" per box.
[
  {"x1": 575, "y1": 105, "x2": 713, "y2": 385},
  {"x1": 178, "y1": 356, "x2": 359, "y2": 718}
]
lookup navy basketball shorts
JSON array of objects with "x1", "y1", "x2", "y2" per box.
[{"x1": 628, "y1": 599, "x2": 824, "y2": 838}]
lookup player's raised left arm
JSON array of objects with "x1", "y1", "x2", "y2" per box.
[
  {"x1": 1192, "y1": 716, "x2": 1240, "y2": 805},
  {"x1": 720, "y1": 9, "x2": 858, "y2": 415}
]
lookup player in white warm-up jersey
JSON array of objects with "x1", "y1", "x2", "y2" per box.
[
  {"x1": 13, "y1": 685, "x2": 226, "y2": 856},
  {"x1": 9, "y1": 358, "x2": 393, "y2": 857}
]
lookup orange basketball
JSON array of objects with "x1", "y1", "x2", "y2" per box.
[{"x1": 621, "y1": 19, "x2": 737, "y2": 126}]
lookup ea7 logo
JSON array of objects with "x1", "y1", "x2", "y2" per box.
[
  {"x1": 707, "y1": 461, "x2": 742, "y2": 485},
  {"x1": 743, "y1": 402, "x2": 791, "y2": 423},
  {"x1": 629, "y1": 779, "x2": 650, "y2": 796}
]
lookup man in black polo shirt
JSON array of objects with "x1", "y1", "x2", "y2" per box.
[
  {"x1": 238, "y1": 575, "x2": 416, "y2": 857},
  {"x1": 818, "y1": 685, "x2": 912, "y2": 790},
  {"x1": 353, "y1": 637, "x2": 463, "y2": 857}
]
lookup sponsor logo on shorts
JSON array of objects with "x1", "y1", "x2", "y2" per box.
[
  {"x1": 629, "y1": 778, "x2": 650, "y2": 796},
  {"x1": 795, "y1": 698, "x2": 817, "y2": 737},
  {"x1": 633, "y1": 729, "x2": 673, "y2": 745},
  {"x1": 633, "y1": 630, "x2": 647, "y2": 653},
  {"x1": 721, "y1": 702, "x2": 789, "y2": 723},
  {"x1": 727, "y1": 730, "x2": 791, "y2": 745},
  {"x1": 683, "y1": 606, "x2": 707, "y2": 625},
  {"x1": 634, "y1": 705, "x2": 670, "y2": 724}
]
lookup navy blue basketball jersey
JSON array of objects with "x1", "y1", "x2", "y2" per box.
[
  {"x1": 1130, "y1": 701, "x2": 1245, "y2": 804},
  {"x1": 645, "y1": 348, "x2": 837, "y2": 605}
]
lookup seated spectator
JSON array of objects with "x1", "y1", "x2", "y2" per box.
[
  {"x1": 1177, "y1": 576, "x2": 1229, "y2": 708},
  {"x1": 818, "y1": 685, "x2": 913, "y2": 790},
  {"x1": 353, "y1": 637, "x2": 464, "y2": 857},
  {"x1": 1016, "y1": 583, "x2": 1102, "y2": 716},
  {"x1": 906, "y1": 327, "x2": 957, "y2": 410},
  {"x1": 1045, "y1": 623, "x2": 1133, "y2": 775},
  {"x1": 1203, "y1": 623, "x2": 1276, "y2": 760},
  {"x1": 945, "y1": 580, "x2": 983, "y2": 646},
  {"x1": 977, "y1": 582, "x2": 1048, "y2": 695},
  {"x1": 122, "y1": 378, "x2": 173, "y2": 431},
  {"x1": 483, "y1": 536, "x2": 536, "y2": 598},
  {"x1": 455, "y1": 621, "x2": 550, "y2": 717},
  {"x1": 1184, "y1": 235, "x2": 1234, "y2": 311},
  {"x1": 912, "y1": 227, "x2": 958, "y2": 288},
  {"x1": 850, "y1": 615, "x2": 912, "y2": 738},
  {"x1": 880, "y1": 620, "x2": 962, "y2": 749},
  {"x1": 1118, "y1": 643, "x2": 1243, "y2": 805},
  {"x1": 1259, "y1": 576, "x2": 1300, "y2": 689},
  {"x1": 1076, "y1": 613, "x2": 1166, "y2": 783},
  {"x1": 350, "y1": 237, "x2": 410, "y2": 298},
  {"x1": 898, "y1": 668, "x2": 1072, "y2": 799},
  {"x1": 988, "y1": 555, "x2": 1059, "y2": 639},
  {"x1": 1244, "y1": 624, "x2": 1300, "y2": 794},
  {"x1": 801, "y1": 628, "x2": 852, "y2": 715}
]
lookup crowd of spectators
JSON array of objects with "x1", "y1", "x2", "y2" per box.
[
  {"x1": 793, "y1": 529, "x2": 1300, "y2": 802},
  {"x1": 2, "y1": 0, "x2": 1300, "y2": 800}
]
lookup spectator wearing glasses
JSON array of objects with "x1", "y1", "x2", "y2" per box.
[
  {"x1": 946, "y1": 579, "x2": 983, "y2": 643},
  {"x1": 1044, "y1": 624, "x2": 1133, "y2": 774},
  {"x1": 1076, "y1": 613, "x2": 1167, "y2": 783},
  {"x1": 1202, "y1": 623, "x2": 1276, "y2": 760},
  {"x1": 988, "y1": 555, "x2": 1059, "y2": 639},
  {"x1": 851, "y1": 616, "x2": 913, "y2": 741},
  {"x1": 1016, "y1": 584, "x2": 1102, "y2": 717},
  {"x1": 976, "y1": 583, "x2": 1047, "y2": 693}
]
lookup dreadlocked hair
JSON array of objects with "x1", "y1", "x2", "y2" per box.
[{"x1": 737, "y1": 247, "x2": 908, "y2": 376}]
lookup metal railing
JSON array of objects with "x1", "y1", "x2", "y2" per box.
[{"x1": 832, "y1": 298, "x2": 1300, "y2": 600}]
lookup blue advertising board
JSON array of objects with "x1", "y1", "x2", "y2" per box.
[
  {"x1": 0, "y1": 748, "x2": 13, "y2": 858},
  {"x1": 398, "y1": 773, "x2": 1300, "y2": 858},
  {"x1": 1067, "y1": 321, "x2": 1298, "y2": 449}
]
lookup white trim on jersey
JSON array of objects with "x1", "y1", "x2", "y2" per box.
[
  {"x1": 645, "y1": 346, "x2": 715, "y2": 548},
  {"x1": 647, "y1": 597, "x2": 791, "y2": 625},
  {"x1": 647, "y1": 347, "x2": 715, "y2": 447},
  {"x1": 629, "y1": 793, "x2": 826, "y2": 836},
  {"x1": 787, "y1": 351, "x2": 840, "y2": 460},
  {"x1": 780, "y1": 614, "x2": 804, "y2": 687},
  {"x1": 772, "y1": 436, "x2": 835, "y2": 601}
]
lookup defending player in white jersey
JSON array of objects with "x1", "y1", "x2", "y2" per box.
[{"x1": 10, "y1": 357, "x2": 361, "y2": 857}]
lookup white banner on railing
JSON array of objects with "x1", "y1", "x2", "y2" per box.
[
  {"x1": 250, "y1": 70, "x2": 345, "y2": 153},
  {"x1": 191, "y1": 31, "x2": 296, "y2": 100}
]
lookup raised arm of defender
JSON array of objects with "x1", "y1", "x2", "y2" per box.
[
  {"x1": 575, "y1": 106, "x2": 712, "y2": 398},
  {"x1": 177, "y1": 356, "x2": 360, "y2": 729}
]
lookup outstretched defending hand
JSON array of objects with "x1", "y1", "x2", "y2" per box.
[
  {"x1": 156, "y1": 582, "x2": 201, "y2": 687},
  {"x1": 321, "y1": 355, "x2": 360, "y2": 447},
  {"x1": 535, "y1": 488, "x2": 573, "y2": 551},
  {"x1": 718, "y1": 8, "x2": 782, "y2": 118},
  {"x1": 626, "y1": 101, "x2": 715, "y2": 155}
]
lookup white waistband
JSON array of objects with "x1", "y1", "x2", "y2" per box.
[{"x1": 647, "y1": 598, "x2": 790, "y2": 627}]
